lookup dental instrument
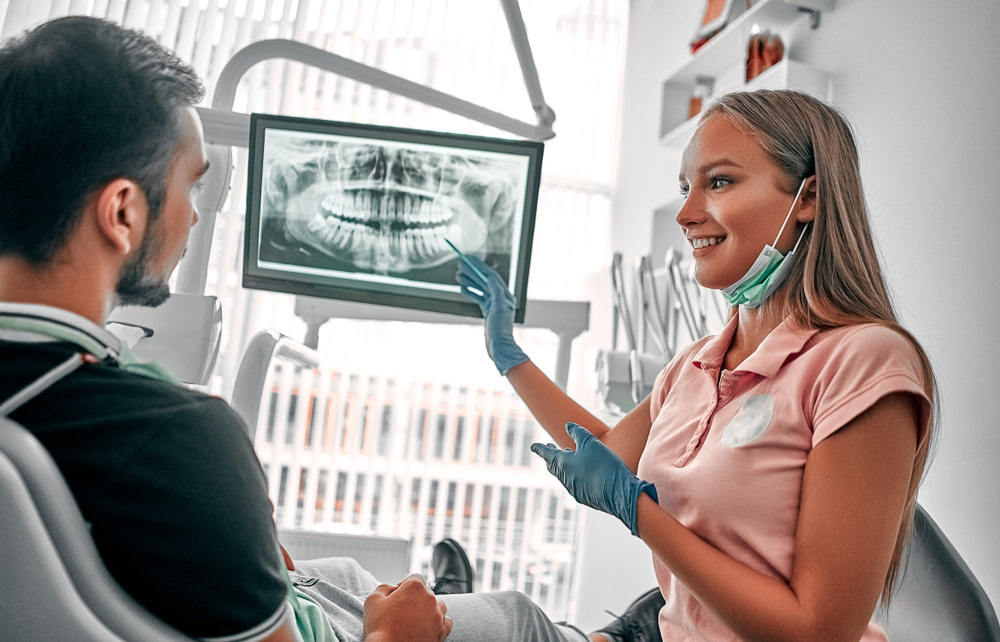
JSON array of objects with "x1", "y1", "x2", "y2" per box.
[{"x1": 446, "y1": 239, "x2": 518, "y2": 312}]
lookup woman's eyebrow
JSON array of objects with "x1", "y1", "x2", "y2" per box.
[{"x1": 679, "y1": 158, "x2": 741, "y2": 182}]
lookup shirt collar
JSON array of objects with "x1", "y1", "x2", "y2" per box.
[
  {"x1": 0, "y1": 302, "x2": 122, "y2": 360},
  {"x1": 692, "y1": 313, "x2": 819, "y2": 379},
  {"x1": 691, "y1": 314, "x2": 738, "y2": 375}
]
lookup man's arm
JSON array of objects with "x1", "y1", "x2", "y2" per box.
[
  {"x1": 269, "y1": 555, "x2": 451, "y2": 641},
  {"x1": 281, "y1": 544, "x2": 295, "y2": 572},
  {"x1": 261, "y1": 619, "x2": 301, "y2": 642}
]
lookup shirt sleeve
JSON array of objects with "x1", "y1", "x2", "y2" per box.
[
  {"x1": 91, "y1": 395, "x2": 288, "y2": 640},
  {"x1": 808, "y1": 324, "x2": 931, "y2": 447}
]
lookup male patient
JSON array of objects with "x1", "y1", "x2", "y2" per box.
[
  {"x1": 0, "y1": 16, "x2": 448, "y2": 642},
  {"x1": 0, "y1": 16, "x2": 591, "y2": 642}
]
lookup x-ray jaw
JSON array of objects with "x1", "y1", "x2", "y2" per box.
[{"x1": 263, "y1": 136, "x2": 520, "y2": 275}]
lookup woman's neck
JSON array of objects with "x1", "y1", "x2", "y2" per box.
[{"x1": 724, "y1": 299, "x2": 788, "y2": 371}]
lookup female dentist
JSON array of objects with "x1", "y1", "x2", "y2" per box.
[{"x1": 457, "y1": 89, "x2": 936, "y2": 641}]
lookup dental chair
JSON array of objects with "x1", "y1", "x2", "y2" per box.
[
  {"x1": 0, "y1": 415, "x2": 191, "y2": 641},
  {"x1": 875, "y1": 504, "x2": 1000, "y2": 641},
  {"x1": 232, "y1": 330, "x2": 413, "y2": 583}
]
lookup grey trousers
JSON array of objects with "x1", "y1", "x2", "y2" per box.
[{"x1": 291, "y1": 557, "x2": 589, "y2": 642}]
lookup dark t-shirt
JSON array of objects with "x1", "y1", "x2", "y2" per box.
[{"x1": 2, "y1": 339, "x2": 287, "y2": 639}]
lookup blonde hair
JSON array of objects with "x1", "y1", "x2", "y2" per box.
[{"x1": 701, "y1": 89, "x2": 937, "y2": 605}]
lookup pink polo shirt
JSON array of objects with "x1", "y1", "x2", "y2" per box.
[{"x1": 636, "y1": 315, "x2": 931, "y2": 641}]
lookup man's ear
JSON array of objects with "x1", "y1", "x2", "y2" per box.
[
  {"x1": 796, "y1": 175, "x2": 818, "y2": 224},
  {"x1": 94, "y1": 178, "x2": 148, "y2": 255}
]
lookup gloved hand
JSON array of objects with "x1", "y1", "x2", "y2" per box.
[
  {"x1": 531, "y1": 422, "x2": 658, "y2": 536},
  {"x1": 456, "y1": 254, "x2": 529, "y2": 375}
]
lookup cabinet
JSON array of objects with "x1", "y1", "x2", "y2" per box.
[{"x1": 659, "y1": 0, "x2": 833, "y2": 148}]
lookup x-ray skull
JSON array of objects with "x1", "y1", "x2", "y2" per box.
[{"x1": 263, "y1": 135, "x2": 521, "y2": 275}]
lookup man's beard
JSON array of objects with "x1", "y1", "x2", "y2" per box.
[{"x1": 116, "y1": 227, "x2": 171, "y2": 307}]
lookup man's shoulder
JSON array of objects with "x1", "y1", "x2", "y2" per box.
[
  {"x1": 3, "y1": 339, "x2": 249, "y2": 449},
  {"x1": 76, "y1": 364, "x2": 250, "y2": 446}
]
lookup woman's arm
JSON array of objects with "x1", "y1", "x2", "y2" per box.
[
  {"x1": 456, "y1": 255, "x2": 654, "y2": 463},
  {"x1": 634, "y1": 391, "x2": 919, "y2": 641},
  {"x1": 505, "y1": 360, "x2": 653, "y2": 470}
]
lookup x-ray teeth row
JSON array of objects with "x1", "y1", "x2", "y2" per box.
[
  {"x1": 265, "y1": 136, "x2": 519, "y2": 275},
  {"x1": 305, "y1": 212, "x2": 459, "y2": 272},
  {"x1": 320, "y1": 190, "x2": 454, "y2": 227}
]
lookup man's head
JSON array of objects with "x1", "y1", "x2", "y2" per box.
[
  {"x1": 115, "y1": 104, "x2": 209, "y2": 306},
  {"x1": 0, "y1": 16, "x2": 206, "y2": 305}
]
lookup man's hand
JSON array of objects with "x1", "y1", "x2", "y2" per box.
[{"x1": 363, "y1": 574, "x2": 452, "y2": 641}]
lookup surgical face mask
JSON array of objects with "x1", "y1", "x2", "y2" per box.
[{"x1": 721, "y1": 180, "x2": 810, "y2": 309}]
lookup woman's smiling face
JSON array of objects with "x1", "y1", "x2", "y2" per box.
[{"x1": 676, "y1": 114, "x2": 811, "y2": 291}]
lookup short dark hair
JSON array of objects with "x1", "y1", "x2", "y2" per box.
[{"x1": 0, "y1": 16, "x2": 204, "y2": 263}]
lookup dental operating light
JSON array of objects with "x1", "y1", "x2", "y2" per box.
[
  {"x1": 169, "y1": 0, "x2": 587, "y2": 389},
  {"x1": 178, "y1": 0, "x2": 555, "y2": 297}
]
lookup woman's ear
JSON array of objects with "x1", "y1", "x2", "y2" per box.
[
  {"x1": 796, "y1": 175, "x2": 818, "y2": 224},
  {"x1": 94, "y1": 178, "x2": 147, "y2": 255}
]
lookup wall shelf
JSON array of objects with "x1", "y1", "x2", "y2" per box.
[
  {"x1": 658, "y1": 0, "x2": 833, "y2": 147},
  {"x1": 660, "y1": 58, "x2": 830, "y2": 148}
]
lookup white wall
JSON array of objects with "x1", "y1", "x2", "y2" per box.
[{"x1": 614, "y1": 0, "x2": 1000, "y2": 611}]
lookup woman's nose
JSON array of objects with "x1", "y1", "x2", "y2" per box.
[{"x1": 675, "y1": 194, "x2": 703, "y2": 229}]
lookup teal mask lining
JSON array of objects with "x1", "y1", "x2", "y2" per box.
[
  {"x1": 720, "y1": 180, "x2": 809, "y2": 309},
  {"x1": 0, "y1": 314, "x2": 177, "y2": 384}
]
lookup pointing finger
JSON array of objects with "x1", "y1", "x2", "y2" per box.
[{"x1": 564, "y1": 421, "x2": 594, "y2": 447}]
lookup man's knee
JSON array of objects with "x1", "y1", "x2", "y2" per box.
[
  {"x1": 494, "y1": 590, "x2": 539, "y2": 610},
  {"x1": 496, "y1": 591, "x2": 560, "y2": 631}
]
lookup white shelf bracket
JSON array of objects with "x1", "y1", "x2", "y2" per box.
[
  {"x1": 798, "y1": 7, "x2": 822, "y2": 29},
  {"x1": 787, "y1": 0, "x2": 833, "y2": 30}
]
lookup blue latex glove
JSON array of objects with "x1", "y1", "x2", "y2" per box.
[
  {"x1": 456, "y1": 254, "x2": 529, "y2": 375},
  {"x1": 531, "y1": 422, "x2": 658, "y2": 536}
]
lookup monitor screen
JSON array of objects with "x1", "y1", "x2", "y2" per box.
[{"x1": 243, "y1": 113, "x2": 544, "y2": 322}]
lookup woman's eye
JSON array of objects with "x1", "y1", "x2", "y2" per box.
[
  {"x1": 679, "y1": 185, "x2": 690, "y2": 199},
  {"x1": 709, "y1": 176, "x2": 731, "y2": 189}
]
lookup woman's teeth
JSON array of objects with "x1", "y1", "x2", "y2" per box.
[{"x1": 691, "y1": 236, "x2": 724, "y2": 249}]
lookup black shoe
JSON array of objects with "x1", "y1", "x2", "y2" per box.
[
  {"x1": 430, "y1": 538, "x2": 474, "y2": 595},
  {"x1": 592, "y1": 587, "x2": 665, "y2": 642}
]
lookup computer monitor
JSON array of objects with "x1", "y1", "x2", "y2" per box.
[{"x1": 243, "y1": 113, "x2": 544, "y2": 322}]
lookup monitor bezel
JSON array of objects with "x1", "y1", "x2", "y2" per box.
[{"x1": 243, "y1": 113, "x2": 544, "y2": 323}]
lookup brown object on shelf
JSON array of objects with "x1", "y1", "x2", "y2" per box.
[
  {"x1": 687, "y1": 78, "x2": 713, "y2": 119},
  {"x1": 692, "y1": 0, "x2": 729, "y2": 53},
  {"x1": 690, "y1": 0, "x2": 752, "y2": 54},
  {"x1": 746, "y1": 32, "x2": 784, "y2": 82},
  {"x1": 688, "y1": 96, "x2": 703, "y2": 119},
  {"x1": 691, "y1": 35, "x2": 714, "y2": 54},
  {"x1": 762, "y1": 34, "x2": 784, "y2": 70}
]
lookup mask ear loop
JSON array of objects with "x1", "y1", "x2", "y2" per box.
[
  {"x1": 772, "y1": 179, "x2": 809, "y2": 248},
  {"x1": 0, "y1": 352, "x2": 86, "y2": 417},
  {"x1": 789, "y1": 220, "x2": 810, "y2": 255}
]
